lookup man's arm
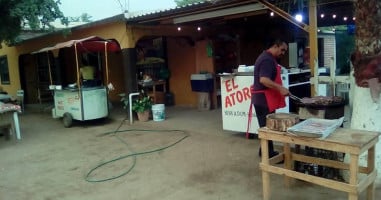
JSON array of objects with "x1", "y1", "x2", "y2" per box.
[{"x1": 259, "y1": 77, "x2": 289, "y2": 96}]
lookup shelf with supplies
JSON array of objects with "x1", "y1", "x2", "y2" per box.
[
  {"x1": 136, "y1": 62, "x2": 169, "y2": 104},
  {"x1": 138, "y1": 80, "x2": 166, "y2": 104},
  {"x1": 137, "y1": 62, "x2": 166, "y2": 80}
]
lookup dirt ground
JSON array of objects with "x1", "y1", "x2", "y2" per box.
[{"x1": 0, "y1": 105, "x2": 379, "y2": 200}]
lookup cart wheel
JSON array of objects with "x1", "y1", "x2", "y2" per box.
[{"x1": 63, "y1": 112, "x2": 73, "y2": 128}]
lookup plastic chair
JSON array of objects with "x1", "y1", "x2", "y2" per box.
[{"x1": 16, "y1": 90, "x2": 24, "y2": 113}]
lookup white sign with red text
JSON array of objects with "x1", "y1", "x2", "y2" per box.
[{"x1": 220, "y1": 75, "x2": 259, "y2": 134}]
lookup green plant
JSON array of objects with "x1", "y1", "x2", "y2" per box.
[{"x1": 131, "y1": 91, "x2": 153, "y2": 113}]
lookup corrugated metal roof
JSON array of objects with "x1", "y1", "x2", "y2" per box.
[
  {"x1": 16, "y1": 0, "x2": 354, "y2": 44},
  {"x1": 123, "y1": 0, "x2": 354, "y2": 26},
  {"x1": 125, "y1": 0, "x2": 252, "y2": 24},
  {"x1": 119, "y1": 1, "x2": 199, "y2": 20}
]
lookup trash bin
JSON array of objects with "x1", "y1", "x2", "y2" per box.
[
  {"x1": 190, "y1": 74, "x2": 214, "y2": 92},
  {"x1": 165, "y1": 92, "x2": 174, "y2": 106}
]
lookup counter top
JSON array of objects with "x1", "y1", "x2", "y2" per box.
[
  {"x1": 218, "y1": 72, "x2": 251, "y2": 77},
  {"x1": 52, "y1": 86, "x2": 106, "y2": 92},
  {"x1": 218, "y1": 69, "x2": 311, "y2": 77}
]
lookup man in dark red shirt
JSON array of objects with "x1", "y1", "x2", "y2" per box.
[{"x1": 252, "y1": 39, "x2": 289, "y2": 158}]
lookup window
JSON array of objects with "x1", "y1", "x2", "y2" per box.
[{"x1": 0, "y1": 56, "x2": 10, "y2": 84}]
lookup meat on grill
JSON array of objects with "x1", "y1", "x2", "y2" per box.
[{"x1": 300, "y1": 96, "x2": 344, "y2": 106}]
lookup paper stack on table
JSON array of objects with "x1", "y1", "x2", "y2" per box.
[{"x1": 287, "y1": 117, "x2": 344, "y2": 138}]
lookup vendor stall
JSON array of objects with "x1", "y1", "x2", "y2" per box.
[
  {"x1": 219, "y1": 69, "x2": 311, "y2": 136},
  {"x1": 33, "y1": 36, "x2": 121, "y2": 127}
]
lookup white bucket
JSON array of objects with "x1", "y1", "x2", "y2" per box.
[{"x1": 152, "y1": 104, "x2": 165, "y2": 122}]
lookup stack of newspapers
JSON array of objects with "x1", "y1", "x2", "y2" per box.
[{"x1": 287, "y1": 117, "x2": 344, "y2": 139}]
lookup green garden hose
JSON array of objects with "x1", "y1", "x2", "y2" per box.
[{"x1": 85, "y1": 119, "x2": 189, "y2": 183}]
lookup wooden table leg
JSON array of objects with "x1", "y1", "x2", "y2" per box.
[
  {"x1": 366, "y1": 146, "x2": 375, "y2": 200},
  {"x1": 284, "y1": 143, "x2": 292, "y2": 187},
  {"x1": 349, "y1": 153, "x2": 359, "y2": 200},
  {"x1": 13, "y1": 111, "x2": 21, "y2": 140},
  {"x1": 261, "y1": 138, "x2": 270, "y2": 200}
]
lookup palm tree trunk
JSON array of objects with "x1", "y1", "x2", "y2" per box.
[{"x1": 346, "y1": 0, "x2": 381, "y2": 183}]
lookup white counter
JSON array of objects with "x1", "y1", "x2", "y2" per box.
[{"x1": 220, "y1": 73, "x2": 259, "y2": 134}]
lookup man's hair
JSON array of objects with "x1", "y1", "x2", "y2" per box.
[{"x1": 266, "y1": 38, "x2": 287, "y2": 49}]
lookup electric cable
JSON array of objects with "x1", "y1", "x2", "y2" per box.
[{"x1": 85, "y1": 117, "x2": 189, "y2": 183}]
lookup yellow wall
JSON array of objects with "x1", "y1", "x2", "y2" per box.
[
  {"x1": 0, "y1": 45, "x2": 20, "y2": 97},
  {"x1": 167, "y1": 37, "x2": 197, "y2": 107},
  {"x1": 195, "y1": 40, "x2": 217, "y2": 108},
  {"x1": 195, "y1": 40, "x2": 214, "y2": 73},
  {"x1": 0, "y1": 21, "x2": 128, "y2": 101}
]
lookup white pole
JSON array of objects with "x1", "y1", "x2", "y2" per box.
[{"x1": 129, "y1": 92, "x2": 140, "y2": 124}]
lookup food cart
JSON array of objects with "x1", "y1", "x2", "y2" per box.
[{"x1": 33, "y1": 36, "x2": 121, "y2": 127}]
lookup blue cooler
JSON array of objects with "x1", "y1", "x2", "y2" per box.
[{"x1": 190, "y1": 74, "x2": 214, "y2": 92}]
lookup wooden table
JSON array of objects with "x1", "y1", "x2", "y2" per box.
[
  {"x1": 0, "y1": 103, "x2": 21, "y2": 140},
  {"x1": 258, "y1": 127, "x2": 380, "y2": 200},
  {"x1": 138, "y1": 80, "x2": 166, "y2": 104}
]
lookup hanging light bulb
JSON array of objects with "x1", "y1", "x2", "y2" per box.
[
  {"x1": 343, "y1": 17, "x2": 348, "y2": 21},
  {"x1": 320, "y1": 13, "x2": 325, "y2": 18},
  {"x1": 295, "y1": 13, "x2": 303, "y2": 22},
  {"x1": 177, "y1": 27, "x2": 181, "y2": 31},
  {"x1": 197, "y1": 26, "x2": 201, "y2": 31},
  {"x1": 332, "y1": 14, "x2": 336, "y2": 19},
  {"x1": 270, "y1": 12, "x2": 274, "y2": 17}
]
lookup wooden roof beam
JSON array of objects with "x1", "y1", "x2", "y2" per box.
[{"x1": 257, "y1": 0, "x2": 309, "y2": 32}]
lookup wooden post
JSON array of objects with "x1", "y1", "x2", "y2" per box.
[
  {"x1": 284, "y1": 143, "x2": 292, "y2": 187},
  {"x1": 367, "y1": 146, "x2": 375, "y2": 200},
  {"x1": 308, "y1": 0, "x2": 318, "y2": 96},
  {"x1": 349, "y1": 154, "x2": 359, "y2": 200},
  {"x1": 261, "y1": 137, "x2": 270, "y2": 200}
]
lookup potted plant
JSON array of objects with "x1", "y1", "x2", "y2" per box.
[
  {"x1": 131, "y1": 90, "x2": 153, "y2": 122},
  {"x1": 118, "y1": 93, "x2": 129, "y2": 110}
]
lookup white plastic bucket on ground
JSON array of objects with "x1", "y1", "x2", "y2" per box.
[{"x1": 152, "y1": 104, "x2": 165, "y2": 121}]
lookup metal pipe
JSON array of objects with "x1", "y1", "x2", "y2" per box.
[
  {"x1": 46, "y1": 52, "x2": 53, "y2": 85},
  {"x1": 74, "y1": 43, "x2": 81, "y2": 89},
  {"x1": 104, "y1": 42, "x2": 109, "y2": 85},
  {"x1": 129, "y1": 92, "x2": 140, "y2": 124}
]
